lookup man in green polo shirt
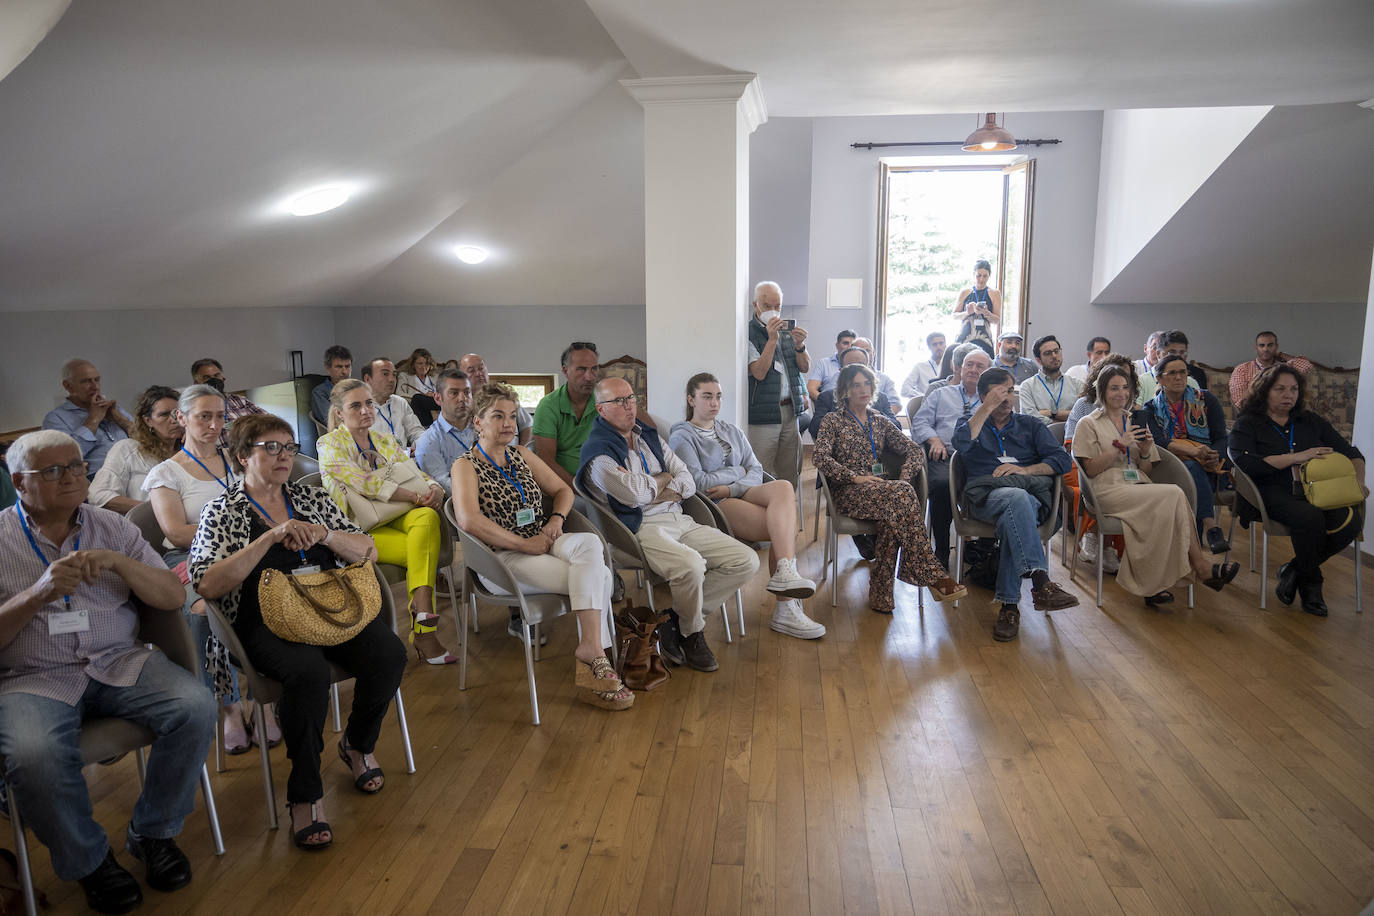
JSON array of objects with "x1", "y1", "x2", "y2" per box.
[{"x1": 533, "y1": 341, "x2": 602, "y2": 485}]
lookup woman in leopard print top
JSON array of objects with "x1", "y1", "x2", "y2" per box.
[{"x1": 452, "y1": 383, "x2": 632, "y2": 711}]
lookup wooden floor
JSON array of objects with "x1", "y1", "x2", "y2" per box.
[{"x1": 20, "y1": 475, "x2": 1374, "y2": 915}]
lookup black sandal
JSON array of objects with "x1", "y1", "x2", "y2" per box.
[
  {"x1": 338, "y1": 738, "x2": 384, "y2": 794},
  {"x1": 286, "y1": 801, "x2": 332, "y2": 851},
  {"x1": 1202, "y1": 562, "x2": 1240, "y2": 592},
  {"x1": 1143, "y1": 590, "x2": 1175, "y2": 608}
]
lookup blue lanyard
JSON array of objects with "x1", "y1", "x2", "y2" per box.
[
  {"x1": 958, "y1": 388, "x2": 979, "y2": 415},
  {"x1": 18, "y1": 508, "x2": 80, "y2": 610},
  {"x1": 376, "y1": 402, "x2": 395, "y2": 435},
  {"x1": 1121, "y1": 414, "x2": 1133, "y2": 468},
  {"x1": 474, "y1": 442, "x2": 527, "y2": 505},
  {"x1": 633, "y1": 445, "x2": 651, "y2": 474},
  {"x1": 1037, "y1": 375, "x2": 1064, "y2": 411},
  {"x1": 847, "y1": 409, "x2": 879, "y2": 463},
  {"x1": 356, "y1": 433, "x2": 378, "y2": 469},
  {"x1": 969, "y1": 288, "x2": 987, "y2": 305},
  {"x1": 245, "y1": 485, "x2": 308, "y2": 563},
  {"x1": 446, "y1": 427, "x2": 470, "y2": 453},
  {"x1": 990, "y1": 423, "x2": 1008, "y2": 457},
  {"x1": 928, "y1": 358, "x2": 939, "y2": 375},
  {"x1": 1270, "y1": 421, "x2": 1294, "y2": 453},
  {"x1": 181, "y1": 447, "x2": 234, "y2": 491}
]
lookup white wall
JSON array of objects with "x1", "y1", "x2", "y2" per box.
[
  {"x1": 2, "y1": 305, "x2": 337, "y2": 431},
  {"x1": 1092, "y1": 106, "x2": 1270, "y2": 299}
]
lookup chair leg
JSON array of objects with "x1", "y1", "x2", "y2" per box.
[
  {"x1": 533, "y1": 623, "x2": 541, "y2": 662},
  {"x1": 830, "y1": 527, "x2": 839, "y2": 608},
  {"x1": 721, "y1": 601, "x2": 733, "y2": 643},
  {"x1": 134, "y1": 747, "x2": 147, "y2": 787},
  {"x1": 813, "y1": 490, "x2": 822, "y2": 541},
  {"x1": 1187, "y1": 583, "x2": 1194, "y2": 609},
  {"x1": 522, "y1": 626, "x2": 541, "y2": 726},
  {"x1": 1356, "y1": 536, "x2": 1363, "y2": 614},
  {"x1": 255, "y1": 702, "x2": 278, "y2": 829},
  {"x1": 214, "y1": 711, "x2": 226, "y2": 773},
  {"x1": 954, "y1": 537, "x2": 963, "y2": 608},
  {"x1": 1259, "y1": 531, "x2": 1269, "y2": 610},
  {"x1": 1249, "y1": 527, "x2": 1257, "y2": 572},
  {"x1": 199, "y1": 764, "x2": 226, "y2": 855},
  {"x1": 7, "y1": 787, "x2": 38, "y2": 916},
  {"x1": 736, "y1": 589, "x2": 746, "y2": 636},
  {"x1": 636, "y1": 570, "x2": 644, "y2": 589},
  {"x1": 330, "y1": 683, "x2": 342, "y2": 733},
  {"x1": 461, "y1": 594, "x2": 476, "y2": 691},
  {"x1": 454, "y1": 589, "x2": 467, "y2": 691},
  {"x1": 393, "y1": 689, "x2": 417, "y2": 773},
  {"x1": 1224, "y1": 507, "x2": 1238, "y2": 566},
  {"x1": 605, "y1": 605, "x2": 619, "y2": 667},
  {"x1": 1096, "y1": 540, "x2": 1104, "y2": 607}
]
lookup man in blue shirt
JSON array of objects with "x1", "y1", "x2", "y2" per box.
[
  {"x1": 911, "y1": 346, "x2": 990, "y2": 567},
  {"x1": 40, "y1": 360, "x2": 132, "y2": 479},
  {"x1": 805, "y1": 328, "x2": 857, "y2": 400},
  {"x1": 310, "y1": 345, "x2": 352, "y2": 425},
  {"x1": 413, "y1": 369, "x2": 475, "y2": 496},
  {"x1": 952, "y1": 367, "x2": 1078, "y2": 641}
]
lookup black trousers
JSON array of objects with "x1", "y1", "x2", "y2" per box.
[
  {"x1": 925, "y1": 455, "x2": 953, "y2": 568},
  {"x1": 1258, "y1": 485, "x2": 1361, "y2": 584},
  {"x1": 410, "y1": 393, "x2": 437, "y2": 427},
  {"x1": 236, "y1": 614, "x2": 407, "y2": 802}
]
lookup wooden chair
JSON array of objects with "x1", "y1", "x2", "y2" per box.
[
  {"x1": 1228, "y1": 454, "x2": 1363, "y2": 612},
  {"x1": 3, "y1": 603, "x2": 226, "y2": 916},
  {"x1": 948, "y1": 452, "x2": 1061, "y2": 607},
  {"x1": 203, "y1": 562, "x2": 416, "y2": 829},
  {"x1": 817, "y1": 453, "x2": 927, "y2": 608},
  {"x1": 1072, "y1": 449, "x2": 1195, "y2": 608},
  {"x1": 442, "y1": 499, "x2": 615, "y2": 724}
]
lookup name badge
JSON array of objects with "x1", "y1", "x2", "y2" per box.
[
  {"x1": 515, "y1": 507, "x2": 537, "y2": 527},
  {"x1": 997, "y1": 456, "x2": 1019, "y2": 465},
  {"x1": 871, "y1": 462, "x2": 885, "y2": 476},
  {"x1": 1122, "y1": 468, "x2": 1142, "y2": 483},
  {"x1": 48, "y1": 609, "x2": 91, "y2": 635},
  {"x1": 973, "y1": 318, "x2": 985, "y2": 328},
  {"x1": 292, "y1": 565, "x2": 322, "y2": 576}
]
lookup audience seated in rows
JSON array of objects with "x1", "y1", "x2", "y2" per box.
[
  {"x1": 1135, "y1": 330, "x2": 1200, "y2": 405},
  {"x1": 41, "y1": 359, "x2": 134, "y2": 479},
  {"x1": 1157, "y1": 331, "x2": 1209, "y2": 392},
  {"x1": 190, "y1": 358, "x2": 266, "y2": 446},
  {"x1": 191, "y1": 414, "x2": 403, "y2": 852},
  {"x1": 414, "y1": 368, "x2": 475, "y2": 495},
  {"x1": 452, "y1": 383, "x2": 633, "y2": 709},
  {"x1": 669, "y1": 373, "x2": 822, "y2": 639},
  {"x1": 88, "y1": 385, "x2": 182, "y2": 515},
  {"x1": 808, "y1": 346, "x2": 896, "y2": 440},
  {"x1": 532, "y1": 341, "x2": 602, "y2": 487},
  {"x1": 951, "y1": 368, "x2": 1079, "y2": 642},
  {"x1": 310, "y1": 345, "x2": 353, "y2": 426},
  {"x1": 1227, "y1": 330, "x2": 1312, "y2": 410},
  {"x1": 1019, "y1": 335, "x2": 1082, "y2": 424},
  {"x1": 577, "y1": 377, "x2": 760, "y2": 673},
  {"x1": 814, "y1": 364, "x2": 965, "y2": 613},
  {"x1": 361, "y1": 357, "x2": 425, "y2": 452},
  {"x1": 317, "y1": 380, "x2": 457, "y2": 665},
  {"x1": 900, "y1": 331, "x2": 947, "y2": 398},
  {"x1": 2, "y1": 430, "x2": 214, "y2": 912}
]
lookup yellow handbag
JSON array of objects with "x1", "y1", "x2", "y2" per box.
[{"x1": 1300, "y1": 453, "x2": 1364, "y2": 510}]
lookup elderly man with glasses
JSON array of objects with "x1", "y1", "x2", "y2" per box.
[
  {"x1": 577, "y1": 378, "x2": 759, "y2": 674},
  {"x1": 0, "y1": 430, "x2": 216, "y2": 913}
]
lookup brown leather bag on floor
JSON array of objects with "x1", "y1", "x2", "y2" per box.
[{"x1": 614, "y1": 606, "x2": 671, "y2": 691}]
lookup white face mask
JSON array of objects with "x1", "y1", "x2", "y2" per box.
[{"x1": 758, "y1": 309, "x2": 780, "y2": 324}]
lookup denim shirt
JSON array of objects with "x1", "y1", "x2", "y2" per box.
[{"x1": 952, "y1": 412, "x2": 1072, "y2": 479}]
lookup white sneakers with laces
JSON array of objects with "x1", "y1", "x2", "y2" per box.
[
  {"x1": 770, "y1": 598, "x2": 825, "y2": 639},
  {"x1": 765, "y1": 557, "x2": 816, "y2": 599}
]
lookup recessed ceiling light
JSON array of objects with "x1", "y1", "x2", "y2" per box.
[
  {"x1": 284, "y1": 186, "x2": 351, "y2": 217},
  {"x1": 454, "y1": 245, "x2": 488, "y2": 265}
]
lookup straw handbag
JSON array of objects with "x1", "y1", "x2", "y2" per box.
[{"x1": 258, "y1": 561, "x2": 381, "y2": 645}]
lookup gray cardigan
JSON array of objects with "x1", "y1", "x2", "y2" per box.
[{"x1": 668, "y1": 419, "x2": 764, "y2": 498}]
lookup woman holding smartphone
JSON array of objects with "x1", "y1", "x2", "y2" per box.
[{"x1": 1072, "y1": 365, "x2": 1239, "y2": 606}]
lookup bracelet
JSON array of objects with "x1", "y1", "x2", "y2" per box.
[{"x1": 549, "y1": 512, "x2": 566, "y2": 521}]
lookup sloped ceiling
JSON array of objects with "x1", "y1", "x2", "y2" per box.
[{"x1": 1094, "y1": 103, "x2": 1374, "y2": 305}]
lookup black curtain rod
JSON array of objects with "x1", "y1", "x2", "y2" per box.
[{"x1": 850, "y1": 138, "x2": 1061, "y2": 150}]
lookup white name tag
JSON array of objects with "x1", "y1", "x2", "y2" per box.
[
  {"x1": 515, "y1": 507, "x2": 537, "y2": 527},
  {"x1": 997, "y1": 456, "x2": 1019, "y2": 464},
  {"x1": 48, "y1": 609, "x2": 90, "y2": 635},
  {"x1": 1122, "y1": 468, "x2": 1142, "y2": 483},
  {"x1": 973, "y1": 318, "x2": 986, "y2": 328},
  {"x1": 292, "y1": 565, "x2": 322, "y2": 576}
]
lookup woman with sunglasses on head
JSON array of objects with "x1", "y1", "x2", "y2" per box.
[
  {"x1": 191, "y1": 413, "x2": 404, "y2": 850},
  {"x1": 88, "y1": 385, "x2": 183, "y2": 515},
  {"x1": 145, "y1": 384, "x2": 267, "y2": 754},
  {"x1": 317, "y1": 379, "x2": 456, "y2": 665}
]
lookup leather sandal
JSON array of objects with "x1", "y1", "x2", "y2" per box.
[
  {"x1": 338, "y1": 738, "x2": 384, "y2": 794},
  {"x1": 575, "y1": 655, "x2": 623, "y2": 695},
  {"x1": 579, "y1": 683, "x2": 635, "y2": 711},
  {"x1": 1202, "y1": 562, "x2": 1240, "y2": 592},
  {"x1": 1143, "y1": 590, "x2": 1175, "y2": 608},
  {"x1": 286, "y1": 801, "x2": 332, "y2": 851}
]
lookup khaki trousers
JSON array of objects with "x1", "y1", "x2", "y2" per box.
[
  {"x1": 746, "y1": 402, "x2": 800, "y2": 488},
  {"x1": 636, "y1": 512, "x2": 760, "y2": 636}
]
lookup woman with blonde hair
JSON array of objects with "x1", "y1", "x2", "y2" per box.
[
  {"x1": 398, "y1": 348, "x2": 439, "y2": 426},
  {"x1": 318, "y1": 379, "x2": 457, "y2": 665}
]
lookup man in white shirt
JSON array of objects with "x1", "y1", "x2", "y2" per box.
[
  {"x1": 806, "y1": 328, "x2": 857, "y2": 400},
  {"x1": 1064, "y1": 336, "x2": 1111, "y2": 386},
  {"x1": 577, "y1": 378, "x2": 759, "y2": 673},
  {"x1": 458, "y1": 354, "x2": 533, "y2": 445},
  {"x1": 361, "y1": 358, "x2": 425, "y2": 452},
  {"x1": 1019, "y1": 335, "x2": 1082, "y2": 424},
  {"x1": 413, "y1": 369, "x2": 475, "y2": 495},
  {"x1": 1134, "y1": 330, "x2": 1164, "y2": 383},
  {"x1": 901, "y1": 332, "x2": 947, "y2": 398}
]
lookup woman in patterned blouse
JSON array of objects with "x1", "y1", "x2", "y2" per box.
[
  {"x1": 452, "y1": 383, "x2": 632, "y2": 711},
  {"x1": 318, "y1": 379, "x2": 456, "y2": 665},
  {"x1": 813, "y1": 364, "x2": 966, "y2": 613}
]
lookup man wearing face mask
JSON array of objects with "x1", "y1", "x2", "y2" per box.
[
  {"x1": 746, "y1": 281, "x2": 810, "y2": 486},
  {"x1": 190, "y1": 359, "x2": 266, "y2": 448}
]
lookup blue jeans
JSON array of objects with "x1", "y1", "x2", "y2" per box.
[
  {"x1": 970, "y1": 487, "x2": 1047, "y2": 604},
  {"x1": 0, "y1": 653, "x2": 217, "y2": 880}
]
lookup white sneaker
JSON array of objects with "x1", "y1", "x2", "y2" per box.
[
  {"x1": 770, "y1": 599, "x2": 825, "y2": 639},
  {"x1": 1102, "y1": 546, "x2": 1121, "y2": 574},
  {"x1": 766, "y1": 557, "x2": 816, "y2": 598},
  {"x1": 1078, "y1": 533, "x2": 1100, "y2": 564}
]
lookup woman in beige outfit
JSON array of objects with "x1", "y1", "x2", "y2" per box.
[{"x1": 1072, "y1": 366, "x2": 1239, "y2": 606}]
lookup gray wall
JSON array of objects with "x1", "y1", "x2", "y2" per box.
[{"x1": 750, "y1": 117, "x2": 813, "y2": 304}]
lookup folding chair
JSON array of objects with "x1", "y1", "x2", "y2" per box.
[{"x1": 818, "y1": 454, "x2": 927, "y2": 609}]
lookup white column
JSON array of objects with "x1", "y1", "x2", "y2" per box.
[
  {"x1": 622, "y1": 74, "x2": 766, "y2": 427},
  {"x1": 1352, "y1": 244, "x2": 1374, "y2": 552}
]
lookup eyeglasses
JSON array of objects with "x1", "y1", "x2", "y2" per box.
[
  {"x1": 251, "y1": 441, "x2": 302, "y2": 456},
  {"x1": 598, "y1": 395, "x2": 637, "y2": 409},
  {"x1": 1159, "y1": 370, "x2": 1188, "y2": 378},
  {"x1": 18, "y1": 460, "x2": 88, "y2": 481}
]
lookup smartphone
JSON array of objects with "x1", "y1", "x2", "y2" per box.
[
  {"x1": 1129, "y1": 409, "x2": 1153, "y2": 439},
  {"x1": 782, "y1": 318, "x2": 796, "y2": 330}
]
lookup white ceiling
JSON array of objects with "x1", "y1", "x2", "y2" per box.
[{"x1": 0, "y1": 0, "x2": 1371, "y2": 312}]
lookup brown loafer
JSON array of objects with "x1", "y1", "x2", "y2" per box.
[
  {"x1": 993, "y1": 605, "x2": 1020, "y2": 641},
  {"x1": 928, "y1": 577, "x2": 968, "y2": 603},
  {"x1": 1031, "y1": 580, "x2": 1079, "y2": 611}
]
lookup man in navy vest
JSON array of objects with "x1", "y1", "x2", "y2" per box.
[
  {"x1": 745, "y1": 281, "x2": 810, "y2": 487},
  {"x1": 578, "y1": 378, "x2": 759, "y2": 673}
]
